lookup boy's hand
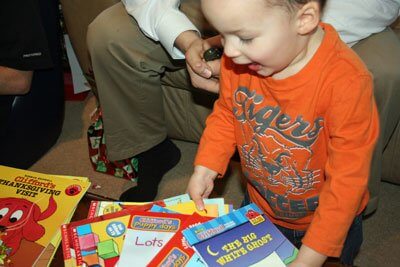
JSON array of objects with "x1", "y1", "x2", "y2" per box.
[
  {"x1": 186, "y1": 165, "x2": 218, "y2": 211},
  {"x1": 288, "y1": 244, "x2": 327, "y2": 267}
]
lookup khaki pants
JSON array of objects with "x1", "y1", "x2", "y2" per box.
[{"x1": 87, "y1": 2, "x2": 205, "y2": 160}]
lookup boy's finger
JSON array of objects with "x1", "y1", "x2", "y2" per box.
[{"x1": 193, "y1": 196, "x2": 205, "y2": 211}]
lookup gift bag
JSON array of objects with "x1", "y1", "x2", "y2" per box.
[{"x1": 87, "y1": 108, "x2": 138, "y2": 182}]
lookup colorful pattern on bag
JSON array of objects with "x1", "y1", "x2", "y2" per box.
[{"x1": 87, "y1": 108, "x2": 138, "y2": 182}]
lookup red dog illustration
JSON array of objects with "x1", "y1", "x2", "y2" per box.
[{"x1": 0, "y1": 195, "x2": 57, "y2": 256}]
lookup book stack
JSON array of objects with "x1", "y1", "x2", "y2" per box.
[
  {"x1": 61, "y1": 194, "x2": 298, "y2": 267},
  {"x1": 0, "y1": 165, "x2": 91, "y2": 267}
]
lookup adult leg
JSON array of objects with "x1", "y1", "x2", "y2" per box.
[
  {"x1": 162, "y1": 0, "x2": 217, "y2": 142},
  {"x1": 87, "y1": 2, "x2": 185, "y2": 160},
  {"x1": 87, "y1": 3, "x2": 183, "y2": 201}
]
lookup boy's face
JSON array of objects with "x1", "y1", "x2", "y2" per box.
[{"x1": 202, "y1": 0, "x2": 305, "y2": 77}]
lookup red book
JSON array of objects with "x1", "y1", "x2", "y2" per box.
[
  {"x1": 61, "y1": 209, "x2": 189, "y2": 267},
  {"x1": 116, "y1": 212, "x2": 191, "y2": 266},
  {"x1": 148, "y1": 213, "x2": 213, "y2": 267}
]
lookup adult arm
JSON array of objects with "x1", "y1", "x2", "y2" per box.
[
  {"x1": 0, "y1": 67, "x2": 33, "y2": 95},
  {"x1": 122, "y1": 0, "x2": 200, "y2": 59},
  {"x1": 123, "y1": 0, "x2": 222, "y2": 92},
  {"x1": 0, "y1": 0, "x2": 52, "y2": 95}
]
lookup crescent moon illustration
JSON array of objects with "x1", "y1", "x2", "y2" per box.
[{"x1": 206, "y1": 245, "x2": 219, "y2": 256}]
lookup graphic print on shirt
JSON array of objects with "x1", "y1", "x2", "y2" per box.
[{"x1": 233, "y1": 86, "x2": 324, "y2": 218}]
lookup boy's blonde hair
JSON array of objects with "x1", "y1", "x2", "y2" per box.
[
  {"x1": 268, "y1": 0, "x2": 326, "y2": 12},
  {"x1": 291, "y1": 0, "x2": 326, "y2": 8}
]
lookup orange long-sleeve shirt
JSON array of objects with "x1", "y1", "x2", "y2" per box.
[{"x1": 195, "y1": 24, "x2": 379, "y2": 257}]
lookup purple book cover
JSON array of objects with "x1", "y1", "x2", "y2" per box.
[{"x1": 182, "y1": 203, "x2": 298, "y2": 266}]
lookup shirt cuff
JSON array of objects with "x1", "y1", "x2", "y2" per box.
[{"x1": 156, "y1": 9, "x2": 200, "y2": 59}]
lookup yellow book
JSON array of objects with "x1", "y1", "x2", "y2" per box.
[
  {"x1": 87, "y1": 193, "x2": 191, "y2": 218},
  {"x1": 0, "y1": 165, "x2": 90, "y2": 267},
  {"x1": 33, "y1": 175, "x2": 90, "y2": 267},
  {"x1": 166, "y1": 201, "x2": 220, "y2": 217}
]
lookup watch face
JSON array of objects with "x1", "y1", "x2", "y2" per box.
[{"x1": 203, "y1": 47, "x2": 223, "y2": 61}]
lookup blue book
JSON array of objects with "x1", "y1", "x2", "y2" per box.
[{"x1": 182, "y1": 203, "x2": 298, "y2": 266}]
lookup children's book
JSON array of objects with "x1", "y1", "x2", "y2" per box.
[
  {"x1": 166, "y1": 199, "x2": 231, "y2": 217},
  {"x1": 87, "y1": 193, "x2": 191, "y2": 218},
  {"x1": 62, "y1": 209, "x2": 189, "y2": 267},
  {"x1": 148, "y1": 213, "x2": 212, "y2": 267},
  {"x1": 117, "y1": 212, "x2": 190, "y2": 267},
  {"x1": 164, "y1": 201, "x2": 219, "y2": 217},
  {"x1": 0, "y1": 165, "x2": 90, "y2": 267},
  {"x1": 182, "y1": 203, "x2": 298, "y2": 267},
  {"x1": 61, "y1": 208, "x2": 136, "y2": 267},
  {"x1": 35, "y1": 207, "x2": 79, "y2": 267},
  {"x1": 150, "y1": 204, "x2": 179, "y2": 214},
  {"x1": 87, "y1": 196, "x2": 232, "y2": 220},
  {"x1": 202, "y1": 198, "x2": 233, "y2": 216},
  {"x1": 34, "y1": 174, "x2": 91, "y2": 267},
  {"x1": 151, "y1": 199, "x2": 231, "y2": 218}
]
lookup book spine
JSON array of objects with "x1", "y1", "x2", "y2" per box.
[
  {"x1": 61, "y1": 224, "x2": 72, "y2": 260},
  {"x1": 71, "y1": 227, "x2": 83, "y2": 265},
  {"x1": 87, "y1": 200, "x2": 99, "y2": 219}
]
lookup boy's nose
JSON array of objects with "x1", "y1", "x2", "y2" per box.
[{"x1": 223, "y1": 41, "x2": 241, "y2": 58}]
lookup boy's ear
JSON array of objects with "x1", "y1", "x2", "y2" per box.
[{"x1": 295, "y1": 1, "x2": 320, "y2": 35}]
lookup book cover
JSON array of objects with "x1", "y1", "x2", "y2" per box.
[
  {"x1": 164, "y1": 201, "x2": 219, "y2": 217},
  {"x1": 202, "y1": 198, "x2": 232, "y2": 216},
  {"x1": 61, "y1": 209, "x2": 136, "y2": 267},
  {"x1": 150, "y1": 205, "x2": 179, "y2": 214},
  {"x1": 34, "y1": 205, "x2": 78, "y2": 267},
  {"x1": 166, "y1": 198, "x2": 232, "y2": 217},
  {"x1": 34, "y1": 175, "x2": 90, "y2": 267},
  {"x1": 87, "y1": 193, "x2": 191, "y2": 219},
  {"x1": 117, "y1": 212, "x2": 189, "y2": 267},
  {"x1": 148, "y1": 213, "x2": 212, "y2": 267},
  {"x1": 0, "y1": 165, "x2": 90, "y2": 267},
  {"x1": 151, "y1": 199, "x2": 230, "y2": 217},
  {"x1": 182, "y1": 203, "x2": 298, "y2": 267}
]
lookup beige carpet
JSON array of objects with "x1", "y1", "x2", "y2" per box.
[{"x1": 30, "y1": 94, "x2": 400, "y2": 266}]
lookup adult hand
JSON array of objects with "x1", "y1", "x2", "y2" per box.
[
  {"x1": 186, "y1": 165, "x2": 218, "y2": 211},
  {"x1": 185, "y1": 36, "x2": 222, "y2": 93}
]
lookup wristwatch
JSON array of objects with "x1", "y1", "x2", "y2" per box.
[{"x1": 203, "y1": 47, "x2": 223, "y2": 62}]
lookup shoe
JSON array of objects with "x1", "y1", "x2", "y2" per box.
[{"x1": 119, "y1": 138, "x2": 181, "y2": 202}]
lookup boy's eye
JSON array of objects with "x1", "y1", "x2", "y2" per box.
[{"x1": 239, "y1": 37, "x2": 253, "y2": 44}]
